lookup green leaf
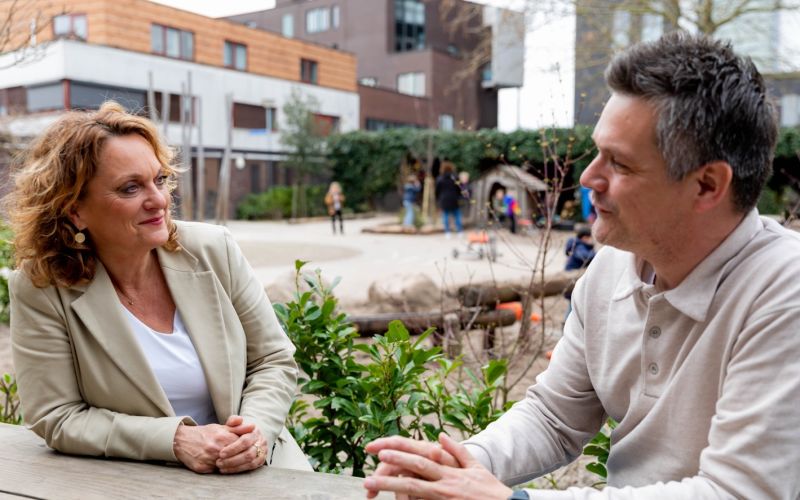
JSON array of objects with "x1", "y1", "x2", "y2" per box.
[
  {"x1": 582, "y1": 445, "x2": 608, "y2": 458},
  {"x1": 386, "y1": 320, "x2": 410, "y2": 343},
  {"x1": 295, "y1": 259, "x2": 309, "y2": 272},
  {"x1": 303, "y1": 380, "x2": 327, "y2": 392},
  {"x1": 585, "y1": 462, "x2": 607, "y2": 479},
  {"x1": 483, "y1": 359, "x2": 507, "y2": 386}
]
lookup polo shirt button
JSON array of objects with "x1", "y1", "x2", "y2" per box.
[
  {"x1": 648, "y1": 363, "x2": 659, "y2": 375},
  {"x1": 649, "y1": 326, "x2": 661, "y2": 339}
]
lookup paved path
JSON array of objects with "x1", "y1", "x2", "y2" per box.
[{"x1": 226, "y1": 215, "x2": 570, "y2": 309}]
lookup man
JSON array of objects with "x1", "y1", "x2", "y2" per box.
[{"x1": 364, "y1": 32, "x2": 800, "y2": 499}]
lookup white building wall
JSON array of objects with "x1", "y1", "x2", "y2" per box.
[{"x1": 0, "y1": 40, "x2": 360, "y2": 153}]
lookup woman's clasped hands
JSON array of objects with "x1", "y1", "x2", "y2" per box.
[{"x1": 173, "y1": 415, "x2": 268, "y2": 474}]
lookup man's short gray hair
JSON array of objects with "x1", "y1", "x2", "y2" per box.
[{"x1": 605, "y1": 31, "x2": 778, "y2": 212}]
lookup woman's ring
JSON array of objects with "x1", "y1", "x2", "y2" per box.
[{"x1": 254, "y1": 444, "x2": 264, "y2": 458}]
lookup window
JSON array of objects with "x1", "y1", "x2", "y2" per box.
[
  {"x1": 641, "y1": 13, "x2": 663, "y2": 42},
  {"x1": 312, "y1": 113, "x2": 340, "y2": 136},
  {"x1": 359, "y1": 77, "x2": 378, "y2": 87},
  {"x1": 394, "y1": 0, "x2": 425, "y2": 52},
  {"x1": 266, "y1": 107, "x2": 278, "y2": 131},
  {"x1": 438, "y1": 114, "x2": 454, "y2": 131},
  {"x1": 481, "y1": 63, "x2": 492, "y2": 83},
  {"x1": 282, "y1": 14, "x2": 294, "y2": 38},
  {"x1": 153, "y1": 92, "x2": 195, "y2": 124},
  {"x1": 397, "y1": 72, "x2": 425, "y2": 96},
  {"x1": 306, "y1": 8, "x2": 330, "y2": 33},
  {"x1": 232, "y1": 102, "x2": 278, "y2": 131},
  {"x1": 53, "y1": 13, "x2": 87, "y2": 40},
  {"x1": 781, "y1": 94, "x2": 800, "y2": 127},
  {"x1": 151, "y1": 24, "x2": 194, "y2": 60},
  {"x1": 365, "y1": 118, "x2": 422, "y2": 131},
  {"x1": 71, "y1": 82, "x2": 146, "y2": 111},
  {"x1": 612, "y1": 10, "x2": 631, "y2": 49},
  {"x1": 233, "y1": 102, "x2": 266, "y2": 129},
  {"x1": 224, "y1": 41, "x2": 248, "y2": 71},
  {"x1": 332, "y1": 5, "x2": 340, "y2": 28},
  {"x1": 27, "y1": 83, "x2": 64, "y2": 112},
  {"x1": 301, "y1": 59, "x2": 319, "y2": 84}
]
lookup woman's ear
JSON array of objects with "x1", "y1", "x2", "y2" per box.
[
  {"x1": 67, "y1": 204, "x2": 86, "y2": 231},
  {"x1": 692, "y1": 161, "x2": 733, "y2": 213}
]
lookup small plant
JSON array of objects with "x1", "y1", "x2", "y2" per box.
[
  {"x1": 583, "y1": 418, "x2": 618, "y2": 487},
  {"x1": 277, "y1": 261, "x2": 510, "y2": 476},
  {"x1": 0, "y1": 373, "x2": 22, "y2": 425}
]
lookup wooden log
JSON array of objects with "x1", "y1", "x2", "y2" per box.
[
  {"x1": 457, "y1": 270, "x2": 584, "y2": 307},
  {"x1": 349, "y1": 309, "x2": 516, "y2": 336}
]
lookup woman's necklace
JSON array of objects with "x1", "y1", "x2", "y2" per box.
[{"x1": 113, "y1": 283, "x2": 135, "y2": 306}]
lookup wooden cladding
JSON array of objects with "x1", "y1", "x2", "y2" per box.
[{"x1": 0, "y1": 0, "x2": 356, "y2": 92}]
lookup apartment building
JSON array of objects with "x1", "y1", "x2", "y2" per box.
[
  {"x1": 227, "y1": 0, "x2": 524, "y2": 131},
  {"x1": 573, "y1": 1, "x2": 800, "y2": 126},
  {"x1": 0, "y1": 0, "x2": 359, "y2": 217}
]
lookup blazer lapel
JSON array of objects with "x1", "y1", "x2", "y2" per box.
[
  {"x1": 70, "y1": 263, "x2": 174, "y2": 416},
  {"x1": 158, "y1": 246, "x2": 235, "y2": 423}
]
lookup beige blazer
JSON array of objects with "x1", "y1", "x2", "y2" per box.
[{"x1": 10, "y1": 221, "x2": 307, "y2": 468}]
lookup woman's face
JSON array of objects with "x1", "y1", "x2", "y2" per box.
[{"x1": 69, "y1": 134, "x2": 170, "y2": 260}]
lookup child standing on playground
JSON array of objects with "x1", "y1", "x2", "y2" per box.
[{"x1": 325, "y1": 181, "x2": 345, "y2": 234}]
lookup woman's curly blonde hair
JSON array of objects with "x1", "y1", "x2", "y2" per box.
[{"x1": 4, "y1": 101, "x2": 181, "y2": 288}]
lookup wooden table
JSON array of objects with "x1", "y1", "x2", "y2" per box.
[{"x1": 0, "y1": 423, "x2": 387, "y2": 499}]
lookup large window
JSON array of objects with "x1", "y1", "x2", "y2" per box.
[
  {"x1": 71, "y1": 82, "x2": 146, "y2": 111},
  {"x1": 151, "y1": 24, "x2": 194, "y2": 60},
  {"x1": 313, "y1": 113, "x2": 340, "y2": 136},
  {"x1": 224, "y1": 41, "x2": 248, "y2": 71},
  {"x1": 306, "y1": 8, "x2": 330, "y2": 33},
  {"x1": 53, "y1": 14, "x2": 87, "y2": 40},
  {"x1": 332, "y1": 5, "x2": 340, "y2": 29},
  {"x1": 301, "y1": 59, "x2": 319, "y2": 84},
  {"x1": 27, "y1": 83, "x2": 64, "y2": 112},
  {"x1": 781, "y1": 94, "x2": 800, "y2": 127},
  {"x1": 397, "y1": 72, "x2": 425, "y2": 96},
  {"x1": 232, "y1": 102, "x2": 278, "y2": 131},
  {"x1": 282, "y1": 14, "x2": 294, "y2": 38},
  {"x1": 394, "y1": 0, "x2": 425, "y2": 52}
]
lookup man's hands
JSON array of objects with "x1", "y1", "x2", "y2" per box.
[
  {"x1": 173, "y1": 415, "x2": 268, "y2": 474},
  {"x1": 364, "y1": 433, "x2": 513, "y2": 500}
]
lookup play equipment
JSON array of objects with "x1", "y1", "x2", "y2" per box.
[{"x1": 452, "y1": 230, "x2": 498, "y2": 261}]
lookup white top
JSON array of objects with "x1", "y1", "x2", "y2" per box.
[
  {"x1": 464, "y1": 210, "x2": 800, "y2": 499},
  {"x1": 122, "y1": 306, "x2": 217, "y2": 425}
]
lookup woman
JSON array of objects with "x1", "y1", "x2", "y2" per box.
[
  {"x1": 324, "y1": 181, "x2": 345, "y2": 234},
  {"x1": 434, "y1": 162, "x2": 463, "y2": 238},
  {"x1": 5, "y1": 102, "x2": 308, "y2": 474}
]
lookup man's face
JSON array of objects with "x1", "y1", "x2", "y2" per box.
[{"x1": 580, "y1": 94, "x2": 695, "y2": 258}]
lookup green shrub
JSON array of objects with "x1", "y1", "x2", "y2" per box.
[
  {"x1": 236, "y1": 185, "x2": 329, "y2": 220},
  {"x1": 275, "y1": 261, "x2": 508, "y2": 476}
]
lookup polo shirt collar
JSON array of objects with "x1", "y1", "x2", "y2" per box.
[{"x1": 612, "y1": 209, "x2": 763, "y2": 322}]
